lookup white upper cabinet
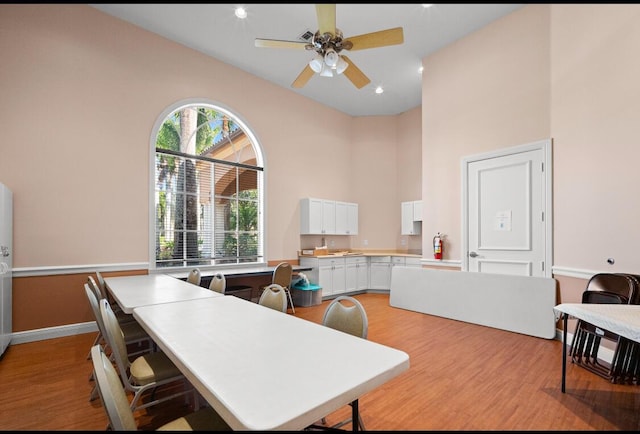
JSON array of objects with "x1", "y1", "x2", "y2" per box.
[
  {"x1": 300, "y1": 198, "x2": 334, "y2": 235},
  {"x1": 301, "y1": 198, "x2": 358, "y2": 235},
  {"x1": 413, "y1": 200, "x2": 422, "y2": 222},
  {"x1": 401, "y1": 200, "x2": 422, "y2": 235},
  {"x1": 335, "y1": 201, "x2": 358, "y2": 235}
]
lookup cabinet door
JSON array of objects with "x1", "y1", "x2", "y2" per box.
[
  {"x1": 319, "y1": 258, "x2": 345, "y2": 296},
  {"x1": 335, "y1": 202, "x2": 358, "y2": 235},
  {"x1": 318, "y1": 264, "x2": 334, "y2": 296},
  {"x1": 346, "y1": 203, "x2": 358, "y2": 235},
  {"x1": 413, "y1": 200, "x2": 423, "y2": 222},
  {"x1": 345, "y1": 257, "x2": 367, "y2": 292},
  {"x1": 369, "y1": 257, "x2": 391, "y2": 290},
  {"x1": 401, "y1": 201, "x2": 421, "y2": 235},
  {"x1": 401, "y1": 201, "x2": 415, "y2": 235},
  {"x1": 300, "y1": 198, "x2": 324, "y2": 235},
  {"x1": 335, "y1": 201, "x2": 348, "y2": 235},
  {"x1": 322, "y1": 200, "x2": 336, "y2": 235},
  {"x1": 332, "y1": 262, "x2": 346, "y2": 295},
  {"x1": 355, "y1": 260, "x2": 368, "y2": 290},
  {"x1": 345, "y1": 261, "x2": 358, "y2": 292}
]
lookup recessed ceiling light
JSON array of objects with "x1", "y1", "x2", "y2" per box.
[
  {"x1": 234, "y1": 7, "x2": 247, "y2": 19},
  {"x1": 375, "y1": 86, "x2": 384, "y2": 94},
  {"x1": 422, "y1": 4, "x2": 434, "y2": 8},
  {"x1": 419, "y1": 65, "x2": 424, "y2": 74}
]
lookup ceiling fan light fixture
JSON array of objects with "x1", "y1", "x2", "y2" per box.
[
  {"x1": 320, "y1": 64, "x2": 334, "y2": 77},
  {"x1": 335, "y1": 56, "x2": 348, "y2": 75},
  {"x1": 309, "y1": 53, "x2": 324, "y2": 73},
  {"x1": 324, "y1": 48, "x2": 339, "y2": 68}
]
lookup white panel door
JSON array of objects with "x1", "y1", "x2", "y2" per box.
[{"x1": 463, "y1": 140, "x2": 552, "y2": 277}]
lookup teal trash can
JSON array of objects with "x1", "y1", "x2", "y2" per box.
[{"x1": 291, "y1": 283, "x2": 322, "y2": 307}]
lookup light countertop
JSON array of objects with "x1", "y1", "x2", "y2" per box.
[{"x1": 300, "y1": 251, "x2": 422, "y2": 259}]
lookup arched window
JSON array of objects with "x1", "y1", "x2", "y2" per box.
[{"x1": 149, "y1": 100, "x2": 264, "y2": 270}]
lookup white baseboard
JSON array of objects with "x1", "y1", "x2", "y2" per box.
[{"x1": 10, "y1": 321, "x2": 97, "y2": 345}]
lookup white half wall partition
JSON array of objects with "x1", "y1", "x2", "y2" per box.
[{"x1": 389, "y1": 266, "x2": 557, "y2": 339}]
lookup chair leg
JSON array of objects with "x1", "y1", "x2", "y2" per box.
[
  {"x1": 89, "y1": 384, "x2": 99, "y2": 401},
  {"x1": 286, "y1": 289, "x2": 295, "y2": 314},
  {"x1": 87, "y1": 332, "x2": 103, "y2": 360}
]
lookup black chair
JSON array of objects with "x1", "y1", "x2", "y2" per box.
[{"x1": 569, "y1": 273, "x2": 640, "y2": 384}]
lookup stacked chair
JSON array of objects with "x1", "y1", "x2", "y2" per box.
[{"x1": 569, "y1": 273, "x2": 640, "y2": 384}]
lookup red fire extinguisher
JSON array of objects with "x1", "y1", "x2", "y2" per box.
[{"x1": 433, "y1": 232, "x2": 443, "y2": 260}]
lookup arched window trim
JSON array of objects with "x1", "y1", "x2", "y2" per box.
[{"x1": 148, "y1": 98, "x2": 266, "y2": 272}]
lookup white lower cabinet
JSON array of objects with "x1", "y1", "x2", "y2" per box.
[
  {"x1": 369, "y1": 256, "x2": 392, "y2": 290},
  {"x1": 318, "y1": 257, "x2": 346, "y2": 297},
  {"x1": 301, "y1": 255, "x2": 421, "y2": 295},
  {"x1": 391, "y1": 256, "x2": 405, "y2": 268},
  {"x1": 345, "y1": 256, "x2": 368, "y2": 293},
  {"x1": 300, "y1": 257, "x2": 346, "y2": 297}
]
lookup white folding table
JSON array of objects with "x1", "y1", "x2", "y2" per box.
[
  {"x1": 133, "y1": 296, "x2": 410, "y2": 431},
  {"x1": 104, "y1": 274, "x2": 222, "y2": 314},
  {"x1": 553, "y1": 303, "x2": 640, "y2": 392}
]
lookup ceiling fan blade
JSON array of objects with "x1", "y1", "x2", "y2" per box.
[
  {"x1": 341, "y1": 55, "x2": 370, "y2": 89},
  {"x1": 345, "y1": 27, "x2": 404, "y2": 51},
  {"x1": 292, "y1": 64, "x2": 315, "y2": 88},
  {"x1": 255, "y1": 38, "x2": 309, "y2": 49},
  {"x1": 316, "y1": 4, "x2": 336, "y2": 36}
]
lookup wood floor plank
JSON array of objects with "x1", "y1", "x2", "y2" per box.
[{"x1": 0, "y1": 293, "x2": 638, "y2": 430}]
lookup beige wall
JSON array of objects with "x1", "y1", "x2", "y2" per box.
[
  {"x1": 422, "y1": 4, "x2": 551, "y2": 262},
  {"x1": 0, "y1": 4, "x2": 406, "y2": 270},
  {"x1": 421, "y1": 4, "x2": 640, "y2": 304},
  {"x1": 550, "y1": 4, "x2": 640, "y2": 273},
  {"x1": 396, "y1": 107, "x2": 423, "y2": 253}
]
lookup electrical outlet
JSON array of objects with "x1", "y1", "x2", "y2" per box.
[
  {"x1": 330, "y1": 240, "x2": 335, "y2": 247},
  {"x1": 401, "y1": 238, "x2": 406, "y2": 246},
  {"x1": 363, "y1": 239, "x2": 368, "y2": 246}
]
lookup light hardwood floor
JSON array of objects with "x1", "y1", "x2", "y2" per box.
[{"x1": 0, "y1": 293, "x2": 639, "y2": 430}]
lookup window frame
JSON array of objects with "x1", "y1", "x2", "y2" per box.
[{"x1": 148, "y1": 98, "x2": 266, "y2": 273}]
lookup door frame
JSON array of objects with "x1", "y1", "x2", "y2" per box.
[{"x1": 461, "y1": 139, "x2": 553, "y2": 277}]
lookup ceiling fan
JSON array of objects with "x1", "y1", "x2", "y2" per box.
[{"x1": 254, "y1": 4, "x2": 404, "y2": 89}]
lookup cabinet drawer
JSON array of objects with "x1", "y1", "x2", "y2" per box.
[
  {"x1": 369, "y1": 256, "x2": 391, "y2": 263},
  {"x1": 318, "y1": 257, "x2": 345, "y2": 267},
  {"x1": 345, "y1": 256, "x2": 367, "y2": 265},
  {"x1": 391, "y1": 256, "x2": 406, "y2": 265}
]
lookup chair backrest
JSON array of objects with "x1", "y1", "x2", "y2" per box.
[
  {"x1": 322, "y1": 296, "x2": 368, "y2": 339},
  {"x1": 90, "y1": 345, "x2": 138, "y2": 431},
  {"x1": 99, "y1": 298, "x2": 132, "y2": 386},
  {"x1": 258, "y1": 284, "x2": 288, "y2": 312},
  {"x1": 272, "y1": 262, "x2": 292, "y2": 289},
  {"x1": 209, "y1": 273, "x2": 226, "y2": 294},
  {"x1": 96, "y1": 271, "x2": 108, "y2": 297},
  {"x1": 88, "y1": 275, "x2": 107, "y2": 301},
  {"x1": 85, "y1": 283, "x2": 108, "y2": 340},
  {"x1": 583, "y1": 273, "x2": 638, "y2": 305},
  {"x1": 187, "y1": 268, "x2": 202, "y2": 286}
]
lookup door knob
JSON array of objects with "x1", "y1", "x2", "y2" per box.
[{"x1": 469, "y1": 251, "x2": 479, "y2": 258}]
